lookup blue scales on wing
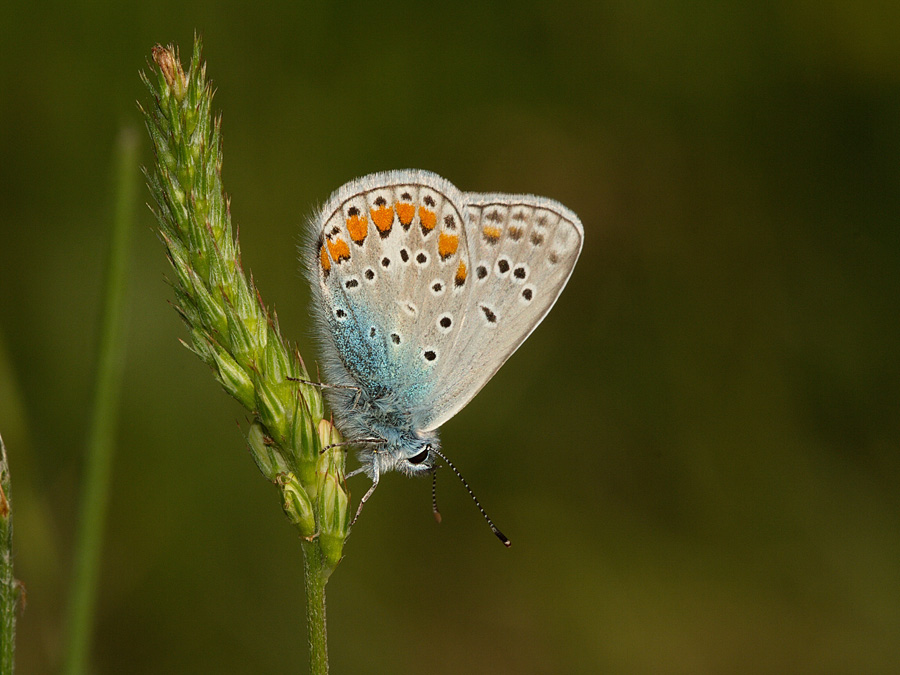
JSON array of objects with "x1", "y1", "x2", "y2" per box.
[{"x1": 307, "y1": 170, "x2": 476, "y2": 433}]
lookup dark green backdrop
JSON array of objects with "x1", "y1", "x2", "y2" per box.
[{"x1": 1, "y1": 2, "x2": 898, "y2": 673}]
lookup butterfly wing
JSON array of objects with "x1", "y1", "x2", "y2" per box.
[
  {"x1": 308, "y1": 170, "x2": 475, "y2": 419},
  {"x1": 419, "y1": 193, "x2": 583, "y2": 431}
]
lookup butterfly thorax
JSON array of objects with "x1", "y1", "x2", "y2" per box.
[{"x1": 327, "y1": 386, "x2": 439, "y2": 479}]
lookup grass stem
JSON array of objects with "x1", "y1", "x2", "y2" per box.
[
  {"x1": 302, "y1": 541, "x2": 329, "y2": 675},
  {"x1": 62, "y1": 127, "x2": 139, "y2": 675},
  {"x1": 1, "y1": 433, "x2": 15, "y2": 675}
]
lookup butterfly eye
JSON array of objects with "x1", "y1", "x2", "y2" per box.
[{"x1": 408, "y1": 447, "x2": 430, "y2": 465}]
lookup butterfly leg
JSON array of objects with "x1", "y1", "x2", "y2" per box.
[
  {"x1": 321, "y1": 437, "x2": 385, "y2": 454},
  {"x1": 350, "y1": 387, "x2": 363, "y2": 411},
  {"x1": 286, "y1": 376, "x2": 361, "y2": 394},
  {"x1": 287, "y1": 376, "x2": 365, "y2": 412},
  {"x1": 350, "y1": 467, "x2": 379, "y2": 526}
]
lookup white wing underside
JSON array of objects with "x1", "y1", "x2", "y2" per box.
[
  {"x1": 311, "y1": 170, "x2": 583, "y2": 432},
  {"x1": 425, "y1": 191, "x2": 583, "y2": 429}
]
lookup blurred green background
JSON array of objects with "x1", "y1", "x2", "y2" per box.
[{"x1": 2, "y1": 2, "x2": 899, "y2": 673}]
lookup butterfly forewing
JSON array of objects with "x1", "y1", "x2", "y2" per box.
[{"x1": 420, "y1": 194, "x2": 583, "y2": 430}]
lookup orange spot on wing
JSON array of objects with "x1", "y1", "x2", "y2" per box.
[
  {"x1": 371, "y1": 206, "x2": 394, "y2": 234},
  {"x1": 319, "y1": 245, "x2": 331, "y2": 275},
  {"x1": 419, "y1": 207, "x2": 437, "y2": 231},
  {"x1": 346, "y1": 214, "x2": 368, "y2": 244},
  {"x1": 326, "y1": 237, "x2": 351, "y2": 263},
  {"x1": 396, "y1": 202, "x2": 415, "y2": 226},
  {"x1": 454, "y1": 260, "x2": 467, "y2": 287},
  {"x1": 483, "y1": 226, "x2": 501, "y2": 243},
  {"x1": 438, "y1": 232, "x2": 459, "y2": 260}
]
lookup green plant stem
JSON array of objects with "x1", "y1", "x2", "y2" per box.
[
  {"x1": 62, "y1": 128, "x2": 139, "y2": 675},
  {"x1": 1, "y1": 433, "x2": 14, "y2": 675},
  {"x1": 302, "y1": 541, "x2": 329, "y2": 675}
]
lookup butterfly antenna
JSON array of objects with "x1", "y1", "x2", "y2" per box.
[
  {"x1": 431, "y1": 469, "x2": 442, "y2": 523},
  {"x1": 431, "y1": 448, "x2": 511, "y2": 547}
]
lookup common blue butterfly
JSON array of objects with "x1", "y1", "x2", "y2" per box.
[{"x1": 306, "y1": 170, "x2": 583, "y2": 540}]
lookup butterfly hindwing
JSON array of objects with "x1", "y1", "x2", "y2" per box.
[{"x1": 311, "y1": 171, "x2": 474, "y2": 414}]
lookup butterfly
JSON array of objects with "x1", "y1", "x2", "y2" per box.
[{"x1": 305, "y1": 170, "x2": 583, "y2": 542}]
